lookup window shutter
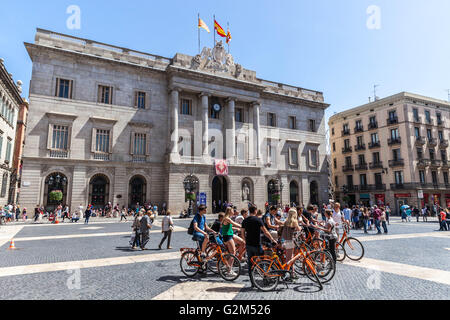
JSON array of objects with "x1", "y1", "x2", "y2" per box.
[
  {"x1": 91, "y1": 128, "x2": 96, "y2": 153},
  {"x1": 130, "y1": 131, "x2": 135, "y2": 155},
  {"x1": 47, "y1": 124, "x2": 53, "y2": 149}
]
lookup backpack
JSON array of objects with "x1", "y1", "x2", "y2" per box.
[{"x1": 187, "y1": 218, "x2": 195, "y2": 235}]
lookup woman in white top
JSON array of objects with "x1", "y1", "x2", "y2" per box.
[
  {"x1": 158, "y1": 210, "x2": 174, "y2": 250},
  {"x1": 316, "y1": 209, "x2": 338, "y2": 262}
]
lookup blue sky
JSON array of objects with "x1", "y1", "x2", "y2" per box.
[{"x1": 1, "y1": 0, "x2": 450, "y2": 125}]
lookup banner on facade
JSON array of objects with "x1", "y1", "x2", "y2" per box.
[{"x1": 215, "y1": 159, "x2": 229, "y2": 176}]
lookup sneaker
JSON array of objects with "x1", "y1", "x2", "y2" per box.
[
  {"x1": 167, "y1": 246, "x2": 173, "y2": 249},
  {"x1": 158, "y1": 245, "x2": 162, "y2": 250},
  {"x1": 227, "y1": 270, "x2": 237, "y2": 277}
]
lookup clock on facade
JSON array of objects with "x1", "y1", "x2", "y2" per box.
[{"x1": 213, "y1": 103, "x2": 221, "y2": 112}]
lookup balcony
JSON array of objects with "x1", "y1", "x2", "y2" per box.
[
  {"x1": 413, "y1": 116, "x2": 422, "y2": 124},
  {"x1": 442, "y1": 160, "x2": 449, "y2": 168},
  {"x1": 417, "y1": 159, "x2": 431, "y2": 167},
  {"x1": 342, "y1": 129, "x2": 350, "y2": 136},
  {"x1": 430, "y1": 159, "x2": 442, "y2": 168},
  {"x1": 369, "y1": 161, "x2": 383, "y2": 169},
  {"x1": 368, "y1": 122, "x2": 378, "y2": 130},
  {"x1": 425, "y1": 118, "x2": 433, "y2": 126},
  {"x1": 368, "y1": 141, "x2": 381, "y2": 149},
  {"x1": 93, "y1": 153, "x2": 111, "y2": 161},
  {"x1": 342, "y1": 146, "x2": 353, "y2": 154},
  {"x1": 342, "y1": 165, "x2": 354, "y2": 172},
  {"x1": 427, "y1": 138, "x2": 437, "y2": 147},
  {"x1": 49, "y1": 150, "x2": 69, "y2": 159},
  {"x1": 387, "y1": 117, "x2": 398, "y2": 125},
  {"x1": 420, "y1": 182, "x2": 443, "y2": 190},
  {"x1": 390, "y1": 183, "x2": 416, "y2": 190},
  {"x1": 389, "y1": 159, "x2": 405, "y2": 167},
  {"x1": 354, "y1": 126, "x2": 364, "y2": 133},
  {"x1": 354, "y1": 163, "x2": 368, "y2": 171},
  {"x1": 131, "y1": 155, "x2": 148, "y2": 163},
  {"x1": 359, "y1": 184, "x2": 370, "y2": 191},
  {"x1": 415, "y1": 136, "x2": 426, "y2": 146},
  {"x1": 388, "y1": 137, "x2": 401, "y2": 146},
  {"x1": 437, "y1": 119, "x2": 444, "y2": 127},
  {"x1": 439, "y1": 139, "x2": 448, "y2": 149},
  {"x1": 354, "y1": 144, "x2": 366, "y2": 151},
  {"x1": 359, "y1": 184, "x2": 386, "y2": 191}
]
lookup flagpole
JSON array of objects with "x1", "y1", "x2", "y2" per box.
[
  {"x1": 198, "y1": 13, "x2": 200, "y2": 54},
  {"x1": 213, "y1": 14, "x2": 216, "y2": 46},
  {"x1": 227, "y1": 22, "x2": 230, "y2": 54}
]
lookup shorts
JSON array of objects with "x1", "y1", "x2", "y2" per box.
[
  {"x1": 282, "y1": 240, "x2": 295, "y2": 250},
  {"x1": 222, "y1": 234, "x2": 234, "y2": 243},
  {"x1": 193, "y1": 234, "x2": 205, "y2": 248}
]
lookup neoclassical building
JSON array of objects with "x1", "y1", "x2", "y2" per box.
[{"x1": 20, "y1": 29, "x2": 329, "y2": 213}]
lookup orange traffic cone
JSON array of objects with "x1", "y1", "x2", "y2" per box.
[{"x1": 8, "y1": 239, "x2": 16, "y2": 250}]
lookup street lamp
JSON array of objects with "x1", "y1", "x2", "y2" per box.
[{"x1": 183, "y1": 174, "x2": 198, "y2": 217}]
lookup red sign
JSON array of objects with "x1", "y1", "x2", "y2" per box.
[
  {"x1": 215, "y1": 159, "x2": 229, "y2": 176},
  {"x1": 433, "y1": 194, "x2": 440, "y2": 205},
  {"x1": 374, "y1": 194, "x2": 385, "y2": 206},
  {"x1": 446, "y1": 199, "x2": 450, "y2": 208},
  {"x1": 421, "y1": 193, "x2": 429, "y2": 208},
  {"x1": 394, "y1": 194, "x2": 411, "y2": 198}
]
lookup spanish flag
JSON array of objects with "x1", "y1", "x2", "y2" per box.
[
  {"x1": 198, "y1": 18, "x2": 210, "y2": 33},
  {"x1": 226, "y1": 29, "x2": 232, "y2": 44},
  {"x1": 214, "y1": 20, "x2": 227, "y2": 38}
]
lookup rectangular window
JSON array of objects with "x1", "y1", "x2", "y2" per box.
[
  {"x1": 419, "y1": 170, "x2": 425, "y2": 184},
  {"x1": 432, "y1": 171, "x2": 438, "y2": 185},
  {"x1": 345, "y1": 156, "x2": 352, "y2": 166},
  {"x1": 414, "y1": 127, "x2": 420, "y2": 138},
  {"x1": 332, "y1": 142, "x2": 336, "y2": 152},
  {"x1": 135, "y1": 91, "x2": 146, "y2": 109},
  {"x1": 395, "y1": 171, "x2": 404, "y2": 184},
  {"x1": 133, "y1": 133, "x2": 147, "y2": 155},
  {"x1": 288, "y1": 116, "x2": 296, "y2": 130},
  {"x1": 371, "y1": 133, "x2": 379, "y2": 143},
  {"x1": 55, "y1": 78, "x2": 73, "y2": 99},
  {"x1": 357, "y1": 136, "x2": 364, "y2": 146},
  {"x1": 444, "y1": 172, "x2": 449, "y2": 185},
  {"x1": 441, "y1": 150, "x2": 447, "y2": 161},
  {"x1": 391, "y1": 128, "x2": 399, "y2": 139},
  {"x1": 392, "y1": 149, "x2": 401, "y2": 161},
  {"x1": 355, "y1": 120, "x2": 362, "y2": 130},
  {"x1": 5, "y1": 139, "x2": 11, "y2": 163},
  {"x1": 344, "y1": 139, "x2": 350, "y2": 149},
  {"x1": 210, "y1": 106, "x2": 220, "y2": 119},
  {"x1": 360, "y1": 174, "x2": 367, "y2": 186},
  {"x1": 389, "y1": 110, "x2": 397, "y2": 120},
  {"x1": 374, "y1": 173, "x2": 382, "y2": 186},
  {"x1": 289, "y1": 147, "x2": 298, "y2": 166},
  {"x1": 95, "y1": 129, "x2": 111, "y2": 153},
  {"x1": 180, "y1": 99, "x2": 192, "y2": 115},
  {"x1": 425, "y1": 110, "x2": 431, "y2": 123},
  {"x1": 437, "y1": 113, "x2": 442, "y2": 124},
  {"x1": 98, "y1": 85, "x2": 113, "y2": 104},
  {"x1": 51, "y1": 125, "x2": 69, "y2": 150},
  {"x1": 335, "y1": 176, "x2": 338, "y2": 187},
  {"x1": 427, "y1": 129, "x2": 432, "y2": 139},
  {"x1": 0, "y1": 132, "x2": 3, "y2": 159},
  {"x1": 267, "y1": 113, "x2": 276, "y2": 127},
  {"x1": 309, "y1": 119, "x2": 316, "y2": 132},
  {"x1": 417, "y1": 148, "x2": 423, "y2": 159},
  {"x1": 358, "y1": 154, "x2": 365, "y2": 165},
  {"x1": 369, "y1": 116, "x2": 376, "y2": 125},
  {"x1": 346, "y1": 175, "x2": 353, "y2": 187},
  {"x1": 373, "y1": 152, "x2": 380, "y2": 163},
  {"x1": 235, "y1": 108, "x2": 244, "y2": 123},
  {"x1": 413, "y1": 108, "x2": 419, "y2": 121},
  {"x1": 429, "y1": 149, "x2": 435, "y2": 160},
  {"x1": 309, "y1": 149, "x2": 318, "y2": 167},
  {"x1": 331, "y1": 127, "x2": 335, "y2": 136},
  {"x1": 438, "y1": 131, "x2": 443, "y2": 141},
  {"x1": 343, "y1": 123, "x2": 349, "y2": 132},
  {"x1": 333, "y1": 158, "x2": 337, "y2": 169}
]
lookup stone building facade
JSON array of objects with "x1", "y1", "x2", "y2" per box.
[
  {"x1": 0, "y1": 58, "x2": 25, "y2": 206},
  {"x1": 329, "y1": 92, "x2": 450, "y2": 215},
  {"x1": 20, "y1": 29, "x2": 329, "y2": 213}
]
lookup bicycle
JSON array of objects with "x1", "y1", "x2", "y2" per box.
[
  {"x1": 337, "y1": 224, "x2": 365, "y2": 261},
  {"x1": 180, "y1": 234, "x2": 241, "y2": 281},
  {"x1": 250, "y1": 242, "x2": 323, "y2": 292}
]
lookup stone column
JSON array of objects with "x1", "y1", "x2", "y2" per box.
[
  {"x1": 253, "y1": 102, "x2": 261, "y2": 161},
  {"x1": 170, "y1": 88, "x2": 179, "y2": 160},
  {"x1": 227, "y1": 98, "x2": 236, "y2": 161},
  {"x1": 200, "y1": 93, "x2": 210, "y2": 158}
]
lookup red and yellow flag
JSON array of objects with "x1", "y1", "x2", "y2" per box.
[
  {"x1": 214, "y1": 20, "x2": 227, "y2": 38},
  {"x1": 226, "y1": 29, "x2": 232, "y2": 44},
  {"x1": 198, "y1": 18, "x2": 210, "y2": 33}
]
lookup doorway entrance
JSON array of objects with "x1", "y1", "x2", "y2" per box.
[
  {"x1": 129, "y1": 176, "x2": 146, "y2": 208},
  {"x1": 89, "y1": 174, "x2": 109, "y2": 209},
  {"x1": 212, "y1": 176, "x2": 228, "y2": 211}
]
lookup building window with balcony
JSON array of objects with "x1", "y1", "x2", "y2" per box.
[
  {"x1": 288, "y1": 116, "x2": 296, "y2": 130},
  {"x1": 51, "y1": 125, "x2": 69, "y2": 151},
  {"x1": 414, "y1": 127, "x2": 420, "y2": 138},
  {"x1": 356, "y1": 136, "x2": 364, "y2": 148},
  {"x1": 360, "y1": 174, "x2": 367, "y2": 187},
  {"x1": 392, "y1": 149, "x2": 401, "y2": 161},
  {"x1": 55, "y1": 78, "x2": 73, "y2": 99},
  {"x1": 413, "y1": 108, "x2": 419, "y2": 122},
  {"x1": 358, "y1": 154, "x2": 366, "y2": 165},
  {"x1": 444, "y1": 172, "x2": 449, "y2": 185},
  {"x1": 429, "y1": 149, "x2": 435, "y2": 160},
  {"x1": 345, "y1": 156, "x2": 352, "y2": 167},
  {"x1": 437, "y1": 113, "x2": 442, "y2": 125},
  {"x1": 425, "y1": 110, "x2": 431, "y2": 124},
  {"x1": 344, "y1": 139, "x2": 350, "y2": 149},
  {"x1": 355, "y1": 120, "x2": 363, "y2": 132},
  {"x1": 419, "y1": 170, "x2": 425, "y2": 184},
  {"x1": 441, "y1": 150, "x2": 447, "y2": 161},
  {"x1": 388, "y1": 110, "x2": 398, "y2": 124},
  {"x1": 309, "y1": 119, "x2": 316, "y2": 132},
  {"x1": 132, "y1": 132, "x2": 148, "y2": 156},
  {"x1": 431, "y1": 171, "x2": 438, "y2": 185},
  {"x1": 427, "y1": 129, "x2": 432, "y2": 140},
  {"x1": 343, "y1": 123, "x2": 350, "y2": 135},
  {"x1": 180, "y1": 99, "x2": 192, "y2": 115},
  {"x1": 346, "y1": 175, "x2": 353, "y2": 188},
  {"x1": 375, "y1": 173, "x2": 383, "y2": 187},
  {"x1": 395, "y1": 171, "x2": 404, "y2": 185},
  {"x1": 235, "y1": 108, "x2": 244, "y2": 123},
  {"x1": 391, "y1": 128, "x2": 399, "y2": 140},
  {"x1": 94, "y1": 129, "x2": 111, "y2": 153},
  {"x1": 369, "y1": 116, "x2": 377, "y2": 129},
  {"x1": 98, "y1": 85, "x2": 113, "y2": 104},
  {"x1": 134, "y1": 91, "x2": 147, "y2": 109},
  {"x1": 438, "y1": 131, "x2": 443, "y2": 141},
  {"x1": 373, "y1": 152, "x2": 380, "y2": 164},
  {"x1": 371, "y1": 133, "x2": 379, "y2": 144},
  {"x1": 417, "y1": 148, "x2": 423, "y2": 159}
]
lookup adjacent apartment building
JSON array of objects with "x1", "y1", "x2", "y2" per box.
[
  {"x1": 329, "y1": 92, "x2": 450, "y2": 214},
  {"x1": 20, "y1": 29, "x2": 329, "y2": 213}
]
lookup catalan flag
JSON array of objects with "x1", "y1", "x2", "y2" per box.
[
  {"x1": 214, "y1": 20, "x2": 227, "y2": 38},
  {"x1": 198, "y1": 18, "x2": 210, "y2": 33}
]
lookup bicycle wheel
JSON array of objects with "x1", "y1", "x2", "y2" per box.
[
  {"x1": 293, "y1": 244, "x2": 311, "y2": 276},
  {"x1": 180, "y1": 251, "x2": 200, "y2": 277},
  {"x1": 303, "y1": 256, "x2": 323, "y2": 290},
  {"x1": 218, "y1": 254, "x2": 241, "y2": 281},
  {"x1": 206, "y1": 246, "x2": 219, "y2": 274},
  {"x1": 308, "y1": 250, "x2": 336, "y2": 284},
  {"x1": 251, "y1": 260, "x2": 279, "y2": 292},
  {"x1": 343, "y1": 237, "x2": 365, "y2": 261},
  {"x1": 335, "y1": 242, "x2": 346, "y2": 262},
  {"x1": 311, "y1": 238, "x2": 326, "y2": 250}
]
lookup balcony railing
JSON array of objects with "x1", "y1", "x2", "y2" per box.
[
  {"x1": 131, "y1": 155, "x2": 148, "y2": 163},
  {"x1": 387, "y1": 117, "x2": 398, "y2": 125},
  {"x1": 413, "y1": 116, "x2": 422, "y2": 123},
  {"x1": 420, "y1": 182, "x2": 444, "y2": 189},
  {"x1": 368, "y1": 122, "x2": 378, "y2": 130},
  {"x1": 430, "y1": 159, "x2": 442, "y2": 167},
  {"x1": 342, "y1": 165, "x2": 354, "y2": 172},
  {"x1": 342, "y1": 146, "x2": 352, "y2": 154},
  {"x1": 442, "y1": 160, "x2": 449, "y2": 168},
  {"x1": 439, "y1": 139, "x2": 448, "y2": 148},
  {"x1": 390, "y1": 183, "x2": 416, "y2": 190},
  {"x1": 427, "y1": 138, "x2": 437, "y2": 146},
  {"x1": 93, "y1": 153, "x2": 111, "y2": 161},
  {"x1": 354, "y1": 163, "x2": 368, "y2": 171},
  {"x1": 342, "y1": 129, "x2": 350, "y2": 136},
  {"x1": 354, "y1": 126, "x2": 364, "y2": 133},
  {"x1": 49, "y1": 150, "x2": 69, "y2": 159},
  {"x1": 425, "y1": 118, "x2": 433, "y2": 125},
  {"x1": 368, "y1": 141, "x2": 380, "y2": 149},
  {"x1": 369, "y1": 161, "x2": 383, "y2": 169},
  {"x1": 388, "y1": 137, "x2": 401, "y2": 145},
  {"x1": 417, "y1": 159, "x2": 431, "y2": 167},
  {"x1": 359, "y1": 184, "x2": 386, "y2": 191},
  {"x1": 437, "y1": 119, "x2": 444, "y2": 127},
  {"x1": 389, "y1": 159, "x2": 405, "y2": 167},
  {"x1": 354, "y1": 144, "x2": 366, "y2": 151},
  {"x1": 415, "y1": 136, "x2": 426, "y2": 146}
]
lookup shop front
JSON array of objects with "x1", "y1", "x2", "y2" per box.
[
  {"x1": 394, "y1": 193, "x2": 411, "y2": 216},
  {"x1": 374, "y1": 194, "x2": 385, "y2": 206},
  {"x1": 359, "y1": 194, "x2": 370, "y2": 207}
]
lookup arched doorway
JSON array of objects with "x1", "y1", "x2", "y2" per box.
[
  {"x1": 310, "y1": 181, "x2": 319, "y2": 205},
  {"x1": 289, "y1": 181, "x2": 299, "y2": 206},
  {"x1": 267, "y1": 179, "x2": 280, "y2": 206},
  {"x1": 212, "y1": 176, "x2": 228, "y2": 212},
  {"x1": 89, "y1": 174, "x2": 110, "y2": 209},
  {"x1": 129, "y1": 176, "x2": 147, "y2": 208},
  {"x1": 44, "y1": 172, "x2": 68, "y2": 211}
]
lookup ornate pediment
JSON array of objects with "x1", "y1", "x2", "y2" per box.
[{"x1": 191, "y1": 41, "x2": 242, "y2": 79}]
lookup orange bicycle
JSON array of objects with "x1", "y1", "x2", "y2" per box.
[
  {"x1": 335, "y1": 224, "x2": 365, "y2": 261},
  {"x1": 250, "y1": 243, "x2": 323, "y2": 291},
  {"x1": 180, "y1": 234, "x2": 241, "y2": 281}
]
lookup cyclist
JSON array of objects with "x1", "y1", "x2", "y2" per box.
[
  {"x1": 262, "y1": 206, "x2": 282, "y2": 242},
  {"x1": 316, "y1": 209, "x2": 338, "y2": 262},
  {"x1": 221, "y1": 207, "x2": 245, "y2": 276},
  {"x1": 302, "y1": 205, "x2": 319, "y2": 239},
  {"x1": 192, "y1": 205, "x2": 217, "y2": 257},
  {"x1": 280, "y1": 208, "x2": 302, "y2": 275}
]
